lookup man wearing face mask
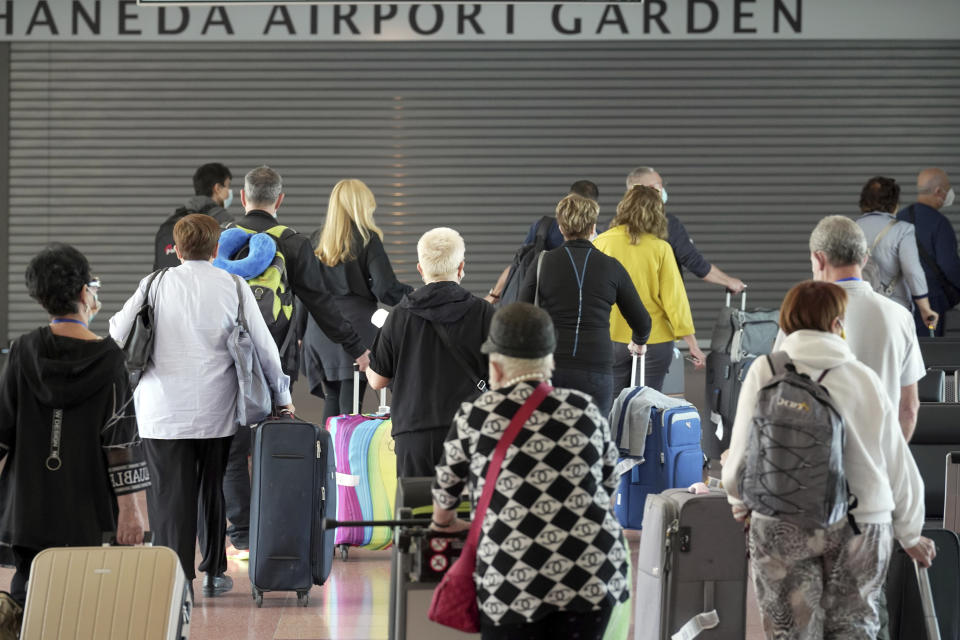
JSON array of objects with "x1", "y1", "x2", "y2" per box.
[
  {"x1": 897, "y1": 168, "x2": 960, "y2": 337},
  {"x1": 153, "y1": 163, "x2": 236, "y2": 271},
  {"x1": 626, "y1": 167, "x2": 746, "y2": 294}
]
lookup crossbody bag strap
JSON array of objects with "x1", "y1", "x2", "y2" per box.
[
  {"x1": 870, "y1": 218, "x2": 898, "y2": 255},
  {"x1": 429, "y1": 319, "x2": 487, "y2": 391},
  {"x1": 534, "y1": 250, "x2": 546, "y2": 307},
  {"x1": 466, "y1": 382, "x2": 552, "y2": 549},
  {"x1": 144, "y1": 267, "x2": 169, "y2": 308},
  {"x1": 231, "y1": 274, "x2": 249, "y2": 331}
]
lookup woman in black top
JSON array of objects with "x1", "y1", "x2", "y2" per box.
[
  {"x1": 304, "y1": 179, "x2": 412, "y2": 424},
  {"x1": 0, "y1": 244, "x2": 148, "y2": 608},
  {"x1": 519, "y1": 194, "x2": 651, "y2": 416}
]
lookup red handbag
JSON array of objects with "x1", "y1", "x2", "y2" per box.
[{"x1": 428, "y1": 382, "x2": 552, "y2": 632}]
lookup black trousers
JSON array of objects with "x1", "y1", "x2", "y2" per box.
[
  {"x1": 9, "y1": 546, "x2": 38, "y2": 606},
  {"x1": 143, "y1": 436, "x2": 232, "y2": 581},
  {"x1": 320, "y1": 377, "x2": 369, "y2": 426},
  {"x1": 480, "y1": 606, "x2": 612, "y2": 640},
  {"x1": 611, "y1": 340, "x2": 675, "y2": 396},
  {"x1": 221, "y1": 428, "x2": 252, "y2": 549},
  {"x1": 394, "y1": 427, "x2": 449, "y2": 478}
]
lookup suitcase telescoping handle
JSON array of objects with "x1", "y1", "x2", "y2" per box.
[
  {"x1": 630, "y1": 352, "x2": 646, "y2": 388},
  {"x1": 353, "y1": 363, "x2": 389, "y2": 415},
  {"x1": 725, "y1": 289, "x2": 747, "y2": 311},
  {"x1": 914, "y1": 560, "x2": 942, "y2": 640}
]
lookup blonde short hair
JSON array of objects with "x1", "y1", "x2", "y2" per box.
[
  {"x1": 417, "y1": 227, "x2": 465, "y2": 280},
  {"x1": 556, "y1": 194, "x2": 599, "y2": 239}
]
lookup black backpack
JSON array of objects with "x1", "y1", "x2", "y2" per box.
[
  {"x1": 153, "y1": 202, "x2": 220, "y2": 271},
  {"x1": 498, "y1": 216, "x2": 553, "y2": 306}
]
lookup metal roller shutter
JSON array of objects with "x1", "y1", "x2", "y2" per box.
[{"x1": 8, "y1": 40, "x2": 960, "y2": 342}]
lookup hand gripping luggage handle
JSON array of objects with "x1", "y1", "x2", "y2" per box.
[
  {"x1": 725, "y1": 289, "x2": 747, "y2": 311},
  {"x1": 353, "y1": 363, "x2": 388, "y2": 415},
  {"x1": 102, "y1": 531, "x2": 153, "y2": 546},
  {"x1": 630, "y1": 352, "x2": 646, "y2": 388},
  {"x1": 914, "y1": 560, "x2": 942, "y2": 640}
]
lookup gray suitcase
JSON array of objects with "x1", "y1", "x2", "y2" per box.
[
  {"x1": 945, "y1": 452, "x2": 960, "y2": 534},
  {"x1": 634, "y1": 488, "x2": 747, "y2": 640}
]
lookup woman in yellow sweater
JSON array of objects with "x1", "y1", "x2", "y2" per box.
[{"x1": 594, "y1": 185, "x2": 705, "y2": 393}]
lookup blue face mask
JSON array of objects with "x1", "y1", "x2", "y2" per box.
[
  {"x1": 223, "y1": 189, "x2": 234, "y2": 209},
  {"x1": 660, "y1": 187, "x2": 668, "y2": 204}
]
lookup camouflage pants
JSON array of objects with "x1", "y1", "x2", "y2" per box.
[{"x1": 748, "y1": 517, "x2": 893, "y2": 640}]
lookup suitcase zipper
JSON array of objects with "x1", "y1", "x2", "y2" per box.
[{"x1": 316, "y1": 441, "x2": 321, "y2": 459}]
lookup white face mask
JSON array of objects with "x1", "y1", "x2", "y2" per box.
[
  {"x1": 944, "y1": 187, "x2": 955, "y2": 208},
  {"x1": 223, "y1": 189, "x2": 234, "y2": 209},
  {"x1": 660, "y1": 187, "x2": 668, "y2": 204}
]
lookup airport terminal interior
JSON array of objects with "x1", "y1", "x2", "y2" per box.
[{"x1": 0, "y1": 1, "x2": 958, "y2": 639}]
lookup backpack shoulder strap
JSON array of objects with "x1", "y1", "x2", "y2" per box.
[
  {"x1": 264, "y1": 224, "x2": 291, "y2": 240},
  {"x1": 534, "y1": 216, "x2": 553, "y2": 242},
  {"x1": 766, "y1": 351, "x2": 791, "y2": 376}
]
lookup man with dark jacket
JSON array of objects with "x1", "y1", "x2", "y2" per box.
[
  {"x1": 367, "y1": 227, "x2": 495, "y2": 477},
  {"x1": 221, "y1": 165, "x2": 369, "y2": 555},
  {"x1": 626, "y1": 166, "x2": 746, "y2": 294},
  {"x1": 897, "y1": 168, "x2": 960, "y2": 336},
  {"x1": 154, "y1": 163, "x2": 235, "y2": 270}
]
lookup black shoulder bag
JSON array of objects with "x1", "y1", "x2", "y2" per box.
[{"x1": 122, "y1": 268, "x2": 169, "y2": 387}]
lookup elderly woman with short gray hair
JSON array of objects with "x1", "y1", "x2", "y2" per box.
[{"x1": 431, "y1": 302, "x2": 629, "y2": 640}]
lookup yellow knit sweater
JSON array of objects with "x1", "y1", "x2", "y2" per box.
[{"x1": 593, "y1": 226, "x2": 695, "y2": 344}]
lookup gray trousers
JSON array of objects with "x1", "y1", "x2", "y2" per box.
[{"x1": 749, "y1": 517, "x2": 893, "y2": 640}]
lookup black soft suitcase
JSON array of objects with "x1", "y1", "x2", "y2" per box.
[
  {"x1": 886, "y1": 528, "x2": 960, "y2": 640},
  {"x1": 703, "y1": 352, "x2": 755, "y2": 460},
  {"x1": 249, "y1": 414, "x2": 337, "y2": 607},
  {"x1": 919, "y1": 369, "x2": 947, "y2": 403}
]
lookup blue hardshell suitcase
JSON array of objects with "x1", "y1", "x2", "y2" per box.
[
  {"x1": 615, "y1": 406, "x2": 703, "y2": 529},
  {"x1": 249, "y1": 414, "x2": 337, "y2": 607}
]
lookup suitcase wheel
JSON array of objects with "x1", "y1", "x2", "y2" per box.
[
  {"x1": 252, "y1": 587, "x2": 263, "y2": 608},
  {"x1": 297, "y1": 591, "x2": 309, "y2": 607},
  {"x1": 339, "y1": 544, "x2": 349, "y2": 561}
]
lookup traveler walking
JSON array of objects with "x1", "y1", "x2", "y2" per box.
[
  {"x1": 431, "y1": 302, "x2": 629, "y2": 638},
  {"x1": 110, "y1": 214, "x2": 292, "y2": 596},
  {"x1": 367, "y1": 227, "x2": 495, "y2": 477},
  {"x1": 0, "y1": 244, "x2": 148, "y2": 611},
  {"x1": 303, "y1": 179, "x2": 412, "y2": 425},
  {"x1": 518, "y1": 193, "x2": 651, "y2": 415},
  {"x1": 897, "y1": 168, "x2": 960, "y2": 336},
  {"x1": 723, "y1": 280, "x2": 934, "y2": 640},
  {"x1": 594, "y1": 185, "x2": 705, "y2": 393}
]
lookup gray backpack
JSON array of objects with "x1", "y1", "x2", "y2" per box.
[
  {"x1": 861, "y1": 218, "x2": 900, "y2": 297},
  {"x1": 738, "y1": 352, "x2": 858, "y2": 531}
]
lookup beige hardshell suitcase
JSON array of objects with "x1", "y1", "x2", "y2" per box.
[{"x1": 21, "y1": 540, "x2": 190, "y2": 640}]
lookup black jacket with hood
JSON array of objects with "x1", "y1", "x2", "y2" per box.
[
  {"x1": 371, "y1": 281, "x2": 495, "y2": 436},
  {"x1": 0, "y1": 327, "x2": 148, "y2": 550}
]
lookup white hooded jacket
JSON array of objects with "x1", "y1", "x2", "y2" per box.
[{"x1": 722, "y1": 329, "x2": 925, "y2": 548}]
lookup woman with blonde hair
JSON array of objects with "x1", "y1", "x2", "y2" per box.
[
  {"x1": 594, "y1": 185, "x2": 705, "y2": 394},
  {"x1": 304, "y1": 179, "x2": 412, "y2": 423}
]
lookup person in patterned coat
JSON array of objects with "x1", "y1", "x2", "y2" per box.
[{"x1": 431, "y1": 302, "x2": 630, "y2": 640}]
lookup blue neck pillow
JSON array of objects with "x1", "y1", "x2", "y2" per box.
[{"x1": 213, "y1": 228, "x2": 277, "y2": 280}]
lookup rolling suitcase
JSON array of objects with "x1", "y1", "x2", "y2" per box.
[
  {"x1": 614, "y1": 355, "x2": 704, "y2": 530},
  {"x1": 705, "y1": 291, "x2": 777, "y2": 460},
  {"x1": 327, "y1": 367, "x2": 396, "y2": 559},
  {"x1": 249, "y1": 413, "x2": 337, "y2": 607},
  {"x1": 22, "y1": 534, "x2": 190, "y2": 640},
  {"x1": 886, "y1": 528, "x2": 959, "y2": 640},
  {"x1": 945, "y1": 452, "x2": 960, "y2": 534},
  {"x1": 919, "y1": 369, "x2": 947, "y2": 403},
  {"x1": 634, "y1": 488, "x2": 747, "y2": 640}
]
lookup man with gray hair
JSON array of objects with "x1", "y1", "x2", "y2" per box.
[
  {"x1": 220, "y1": 165, "x2": 369, "y2": 556},
  {"x1": 367, "y1": 227, "x2": 495, "y2": 477},
  {"x1": 626, "y1": 166, "x2": 745, "y2": 294},
  {"x1": 776, "y1": 214, "x2": 925, "y2": 440}
]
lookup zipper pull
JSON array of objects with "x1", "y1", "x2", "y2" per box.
[
  {"x1": 316, "y1": 441, "x2": 322, "y2": 459},
  {"x1": 321, "y1": 486, "x2": 325, "y2": 501}
]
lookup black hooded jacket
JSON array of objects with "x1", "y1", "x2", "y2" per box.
[
  {"x1": 0, "y1": 327, "x2": 148, "y2": 550},
  {"x1": 371, "y1": 281, "x2": 495, "y2": 436}
]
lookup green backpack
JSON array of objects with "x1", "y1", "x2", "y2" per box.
[{"x1": 216, "y1": 224, "x2": 297, "y2": 348}]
